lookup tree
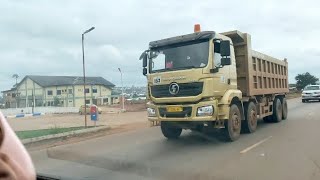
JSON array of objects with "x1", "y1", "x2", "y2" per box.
[
  {"x1": 12, "y1": 74, "x2": 19, "y2": 85},
  {"x1": 54, "y1": 97, "x2": 60, "y2": 106},
  {"x1": 295, "y1": 72, "x2": 319, "y2": 90}
]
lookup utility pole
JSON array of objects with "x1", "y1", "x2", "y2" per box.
[
  {"x1": 118, "y1": 68, "x2": 125, "y2": 111},
  {"x1": 32, "y1": 90, "x2": 35, "y2": 114},
  {"x1": 82, "y1": 26, "x2": 95, "y2": 128}
]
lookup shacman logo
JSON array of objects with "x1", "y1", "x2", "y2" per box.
[{"x1": 169, "y1": 83, "x2": 179, "y2": 95}]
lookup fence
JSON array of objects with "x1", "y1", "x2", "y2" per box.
[{"x1": 0, "y1": 107, "x2": 79, "y2": 116}]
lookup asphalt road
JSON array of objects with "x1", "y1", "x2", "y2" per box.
[{"x1": 30, "y1": 98, "x2": 320, "y2": 180}]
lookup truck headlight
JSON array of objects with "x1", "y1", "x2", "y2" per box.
[
  {"x1": 147, "y1": 108, "x2": 156, "y2": 117},
  {"x1": 197, "y1": 105, "x2": 214, "y2": 116}
]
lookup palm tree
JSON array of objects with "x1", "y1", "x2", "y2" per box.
[{"x1": 12, "y1": 74, "x2": 19, "y2": 86}]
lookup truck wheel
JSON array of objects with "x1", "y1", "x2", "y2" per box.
[
  {"x1": 161, "y1": 122, "x2": 182, "y2": 139},
  {"x1": 282, "y1": 98, "x2": 288, "y2": 120},
  {"x1": 272, "y1": 98, "x2": 282, "y2": 123},
  {"x1": 242, "y1": 102, "x2": 257, "y2": 133},
  {"x1": 302, "y1": 99, "x2": 306, "y2": 103},
  {"x1": 221, "y1": 104, "x2": 241, "y2": 141}
]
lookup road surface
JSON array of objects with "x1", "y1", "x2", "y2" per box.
[{"x1": 30, "y1": 98, "x2": 320, "y2": 180}]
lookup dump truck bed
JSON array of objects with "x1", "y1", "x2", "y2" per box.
[{"x1": 222, "y1": 31, "x2": 289, "y2": 96}]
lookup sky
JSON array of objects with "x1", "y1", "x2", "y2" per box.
[{"x1": 1, "y1": 0, "x2": 320, "y2": 91}]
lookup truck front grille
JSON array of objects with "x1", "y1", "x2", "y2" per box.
[
  {"x1": 151, "y1": 82, "x2": 203, "y2": 98},
  {"x1": 159, "y1": 107, "x2": 192, "y2": 118}
]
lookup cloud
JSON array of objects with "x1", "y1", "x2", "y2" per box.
[
  {"x1": 1, "y1": 0, "x2": 320, "y2": 92},
  {"x1": 96, "y1": 44, "x2": 123, "y2": 61}
]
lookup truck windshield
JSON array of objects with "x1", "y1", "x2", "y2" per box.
[{"x1": 150, "y1": 40, "x2": 209, "y2": 73}]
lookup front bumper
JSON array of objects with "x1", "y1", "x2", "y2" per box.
[
  {"x1": 147, "y1": 99, "x2": 218, "y2": 122},
  {"x1": 302, "y1": 95, "x2": 320, "y2": 100}
]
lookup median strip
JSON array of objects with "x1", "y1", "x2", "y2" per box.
[
  {"x1": 20, "y1": 126, "x2": 110, "y2": 145},
  {"x1": 16, "y1": 126, "x2": 92, "y2": 139}
]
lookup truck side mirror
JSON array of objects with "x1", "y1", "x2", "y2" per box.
[
  {"x1": 139, "y1": 50, "x2": 147, "y2": 60},
  {"x1": 142, "y1": 55, "x2": 147, "y2": 67},
  {"x1": 221, "y1": 58, "x2": 231, "y2": 66},
  {"x1": 220, "y1": 40, "x2": 231, "y2": 56},
  {"x1": 143, "y1": 67, "x2": 147, "y2": 76}
]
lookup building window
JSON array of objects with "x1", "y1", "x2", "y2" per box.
[
  {"x1": 92, "y1": 89, "x2": 97, "y2": 93},
  {"x1": 85, "y1": 99, "x2": 90, "y2": 104},
  {"x1": 85, "y1": 88, "x2": 90, "y2": 93},
  {"x1": 57, "y1": 90, "x2": 62, "y2": 95},
  {"x1": 68, "y1": 89, "x2": 73, "y2": 94},
  {"x1": 47, "y1": 90, "x2": 53, "y2": 96}
]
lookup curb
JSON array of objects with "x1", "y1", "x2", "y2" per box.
[
  {"x1": 22, "y1": 126, "x2": 110, "y2": 145},
  {"x1": 6, "y1": 112, "x2": 45, "y2": 119}
]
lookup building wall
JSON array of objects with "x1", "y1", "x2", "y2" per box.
[
  {"x1": 73, "y1": 85, "x2": 112, "y2": 107},
  {"x1": 43, "y1": 84, "x2": 113, "y2": 107},
  {"x1": 18, "y1": 78, "x2": 42, "y2": 96},
  {"x1": 44, "y1": 85, "x2": 75, "y2": 107},
  {"x1": 10, "y1": 77, "x2": 114, "y2": 108},
  {"x1": 17, "y1": 78, "x2": 43, "y2": 108},
  {"x1": 2, "y1": 90, "x2": 16, "y2": 108}
]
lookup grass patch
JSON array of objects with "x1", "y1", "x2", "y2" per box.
[
  {"x1": 287, "y1": 92, "x2": 301, "y2": 99},
  {"x1": 16, "y1": 126, "x2": 94, "y2": 139}
]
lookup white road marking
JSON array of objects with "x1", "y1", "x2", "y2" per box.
[{"x1": 240, "y1": 136, "x2": 272, "y2": 154}]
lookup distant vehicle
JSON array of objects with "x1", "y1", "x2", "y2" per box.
[
  {"x1": 126, "y1": 93, "x2": 146, "y2": 102},
  {"x1": 140, "y1": 25, "x2": 289, "y2": 141},
  {"x1": 79, "y1": 104, "x2": 102, "y2": 115},
  {"x1": 302, "y1": 85, "x2": 320, "y2": 103}
]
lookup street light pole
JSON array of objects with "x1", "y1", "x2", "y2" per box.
[
  {"x1": 82, "y1": 27, "x2": 95, "y2": 128},
  {"x1": 118, "y1": 68, "x2": 125, "y2": 111}
]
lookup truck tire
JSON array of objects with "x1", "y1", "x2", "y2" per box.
[
  {"x1": 282, "y1": 98, "x2": 288, "y2": 120},
  {"x1": 221, "y1": 104, "x2": 241, "y2": 141},
  {"x1": 272, "y1": 98, "x2": 282, "y2": 123},
  {"x1": 302, "y1": 99, "x2": 306, "y2": 103},
  {"x1": 161, "y1": 122, "x2": 182, "y2": 139},
  {"x1": 241, "y1": 102, "x2": 257, "y2": 133}
]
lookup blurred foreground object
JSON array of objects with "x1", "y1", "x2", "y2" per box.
[{"x1": 0, "y1": 112, "x2": 36, "y2": 180}]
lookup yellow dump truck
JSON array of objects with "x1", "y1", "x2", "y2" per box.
[{"x1": 140, "y1": 25, "x2": 288, "y2": 141}]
